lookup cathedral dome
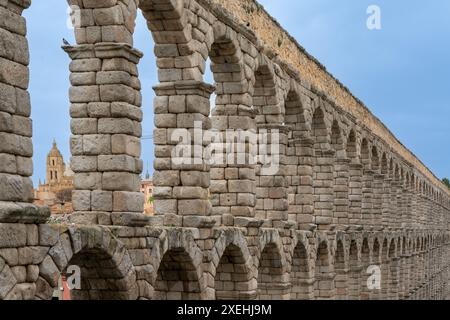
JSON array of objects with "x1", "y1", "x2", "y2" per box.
[{"x1": 48, "y1": 139, "x2": 63, "y2": 158}]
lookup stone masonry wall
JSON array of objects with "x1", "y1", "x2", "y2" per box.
[{"x1": 0, "y1": 0, "x2": 449, "y2": 300}]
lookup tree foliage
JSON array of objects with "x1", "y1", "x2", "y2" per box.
[{"x1": 443, "y1": 178, "x2": 450, "y2": 189}]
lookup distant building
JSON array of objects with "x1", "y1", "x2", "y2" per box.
[
  {"x1": 34, "y1": 140, "x2": 154, "y2": 216},
  {"x1": 33, "y1": 140, "x2": 74, "y2": 214},
  {"x1": 141, "y1": 169, "x2": 154, "y2": 216}
]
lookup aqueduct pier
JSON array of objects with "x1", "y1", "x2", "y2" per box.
[{"x1": 0, "y1": 0, "x2": 449, "y2": 300}]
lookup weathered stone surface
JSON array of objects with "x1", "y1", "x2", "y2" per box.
[
  {"x1": 39, "y1": 255, "x2": 60, "y2": 287},
  {"x1": 0, "y1": 264, "x2": 16, "y2": 299},
  {"x1": 38, "y1": 224, "x2": 60, "y2": 246},
  {"x1": 0, "y1": 202, "x2": 50, "y2": 224},
  {"x1": 0, "y1": 224, "x2": 26, "y2": 248}
]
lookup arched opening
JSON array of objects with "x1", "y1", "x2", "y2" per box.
[
  {"x1": 23, "y1": 1, "x2": 158, "y2": 218},
  {"x1": 284, "y1": 90, "x2": 310, "y2": 225},
  {"x1": 61, "y1": 249, "x2": 135, "y2": 300},
  {"x1": 253, "y1": 65, "x2": 279, "y2": 125},
  {"x1": 360, "y1": 139, "x2": 370, "y2": 170},
  {"x1": 208, "y1": 34, "x2": 254, "y2": 219},
  {"x1": 348, "y1": 240, "x2": 360, "y2": 300},
  {"x1": 312, "y1": 108, "x2": 329, "y2": 154},
  {"x1": 257, "y1": 243, "x2": 288, "y2": 300},
  {"x1": 291, "y1": 242, "x2": 313, "y2": 300},
  {"x1": 371, "y1": 147, "x2": 380, "y2": 172},
  {"x1": 215, "y1": 245, "x2": 254, "y2": 300},
  {"x1": 154, "y1": 249, "x2": 201, "y2": 300},
  {"x1": 314, "y1": 241, "x2": 335, "y2": 300},
  {"x1": 331, "y1": 120, "x2": 344, "y2": 159},
  {"x1": 312, "y1": 108, "x2": 333, "y2": 227},
  {"x1": 346, "y1": 130, "x2": 357, "y2": 162},
  {"x1": 253, "y1": 65, "x2": 286, "y2": 224},
  {"x1": 36, "y1": 229, "x2": 137, "y2": 301},
  {"x1": 335, "y1": 240, "x2": 348, "y2": 300},
  {"x1": 284, "y1": 91, "x2": 307, "y2": 136}
]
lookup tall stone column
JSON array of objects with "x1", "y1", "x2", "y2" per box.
[
  {"x1": 333, "y1": 158, "x2": 350, "y2": 229},
  {"x1": 398, "y1": 254, "x2": 408, "y2": 300},
  {"x1": 419, "y1": 189, "x2": 426, "y2": 229},
  {"x1": 0, "y1": 0, "x2": 49, "y2": 223},
  {"x1": 410, "y1": 184, "x2": 418, "y2": 228},
  {"x1": 210, "y1": 97, "x2": 257, "y2": 225},
  {"x1": 389, "y1": 179, "x2": 398, "y2": 229},
  {"x1": 389, "y1": 257, "x2": 400, "y2": 300},
  {"x1": 255, "y1": 124, "x2": 289, "y2": 228},
  {"x1": 153, "y1": 81, "x2": 214, "y2": 227},
  {"x1": 313, "y1": 150, "x2": 335, "y2": 230},
  {"x1": 348, "y1": 263, "x2": 362, "y2": 300},
  {"x1": 372, "y1": 174, "x2": 383, "y2": 229},
  {"x1": 348, "y1": 163, "x2": 363, "y2": 229},
  {"x1": 361, "y1": 170, "x2": 374, "y2": 228},
  {"x1": 64, "y1": 43, "x2": 146, "y2": 226},
  {"x1": 405, "y1": 183, "x2": 414, "y2": 229},
  {"x1": 381, "y1": 177, "x2": 392, "y2": 229},
  {"x1": 380, "y1": 254, "x2": 390, "y2": 299},
  {"x1": 294, "y1": 138, "x2": 315, "y2": 230},
  {"x1": 394, "y1": 181, "x2": 403, "y2": 229}
]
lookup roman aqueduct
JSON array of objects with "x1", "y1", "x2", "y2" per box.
[{"x1": 1, "y1": 0, "x2": 450, "y2": 300}]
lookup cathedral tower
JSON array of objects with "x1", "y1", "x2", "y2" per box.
[{"x1": 46, "y1": 139, "x2": 66, "y2": 185}]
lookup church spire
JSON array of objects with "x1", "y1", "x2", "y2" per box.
[{"x1": 145, "y1": 161, "x2": 150, "y2": 180}]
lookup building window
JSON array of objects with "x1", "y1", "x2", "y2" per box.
[
  {"x1": 53, "y1": 160, "x2": 55, "y2": 166},
  {"x1": 50, "y1": 171, "x2": 53, "y2": 180},
  {"x1": 55, "y1": 171, "x2": 58, "y2": 180}
]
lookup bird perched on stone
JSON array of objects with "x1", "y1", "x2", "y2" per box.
[{"x1": 62, "y1": 38, "x2": 71, "y2": 46}]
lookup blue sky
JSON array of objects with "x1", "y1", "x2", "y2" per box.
[{"x1": 24, "y1": 1, "x2": 450, "y2": 186}]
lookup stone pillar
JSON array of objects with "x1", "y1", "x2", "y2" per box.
[
  {"x1": 210, "y1": 96, "x2": 257, "y2": 225},
  {"x1": 348, "y1": 264, "x2": 362, "y2": 300},
  {"x1": 333, "y1": 158, "x2": 350, "y2": 229},
  {"x1": 0, "y1": 0, "x2": 49, "y2": 223},
  {"x1": 389, "y1": 257, "x2": 400, "y2": 300},
  {"x1": 313, "y1": 150, "x2": 335, "y2": 230},
  {"x1": 381, "y1": 177, "x2": 391, "y2": 229},
  {"x1": 348, "y1": 163, "x2": 363, "y2": 229},
  {"x1": 293, "y1": 138, "x2": 315, "y2": 230},
  {"x1": 405, "y1": 183, "x2": 414, "y2": 229},
  {"x1": 404, "y1": 252, "x2": 412, "y2": 299},
  {"x1": 335, "y1": 266, "x2": 349, "y2": 300},
  {"x1": 359, "y1": 247, "x2": 371, "y2": 300},
  {"x1": 361, "y1": 170, "x2": 374, "y2": 228},
  {"x1": 372, "y1": 174, "x2": 383, "y2": 229},
  {"x1": 389, "y1": 179, "x2": 398, "y2": 229},
  {"x1": 153, "y1": 81, "x2": 214, "y2": 227},
  {"x1": 255, "y1": 124, "x2": 289, "y2": 228},
  {"x1": 398, "y1": 253, "x2": 406, "y2": 300},
  {"x1": 396, "y1": 181, "x2": 404, "y2": 229},
  {"x1": 380, "y1": 255, "x2": 390, "y2": 299},
  {"x1": 419, "y1": 190, "x2": 427, "y2": 229},
  {"x1": 64, "y1": 43, "x2": 147, "y2": 226},
  {"x1": 411, "y1": 185, "x2": 419, "y2": 228}
]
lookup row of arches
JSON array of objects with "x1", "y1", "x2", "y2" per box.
[{"x1": 28, "y1": 226, "x2": 450, "y2": 300}]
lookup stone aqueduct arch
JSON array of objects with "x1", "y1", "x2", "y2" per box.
[{"x1": 0, "y1": 0, "x2": 450, "y2": 300}]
